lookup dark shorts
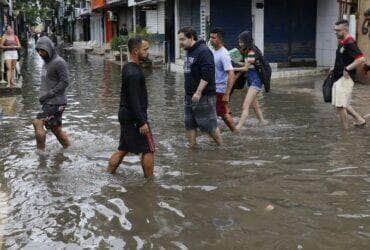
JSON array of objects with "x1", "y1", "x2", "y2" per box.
[
  {"x1": 118, "y1": 122, "x2": 155, "y2": 154},
  {"x1": 216, "y1": 93, "x2": 231, "y2": 116},
  {"x1": 36, "y1": 104, "x2": 66, "y2": 129},
  {"x1": 246, "y1": 69, "x2": 263, "y2": 91},
  {"x1": 184, "y1": 94, "x2": 218, "y2": 133}
]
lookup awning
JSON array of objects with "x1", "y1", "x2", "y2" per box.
[{"x1": 128, "y1": 0, "x2": 157, "y2": 7}]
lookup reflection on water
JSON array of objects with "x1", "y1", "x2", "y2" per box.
[{"x1": 0, "y1": 50, "x2": 370, "y2": 248}]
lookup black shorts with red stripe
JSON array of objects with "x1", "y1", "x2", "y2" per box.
[{"x1": 118, "y1": 121, "x2": 155, "y2": 154}]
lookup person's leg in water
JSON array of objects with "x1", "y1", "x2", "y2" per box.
[
  {"x1": 5, "y1": 60, "x2": 13, "y2": 88},
  {"x1": 141, "y1": 152, "x2": 154, "y2": 178},
  {"x1": 51, "y1": 126, "x2": 71, "y2": 148},
  {"x1": 252, "y1": 95, "x2": 266, "y2": 124},
  {"x1": 107, "y1": 150, "x2": 127, "y2": 174},
  {"x1": 208, "y1": 127, "x2": 223, "y2": 146},
  {"x1": 236, "y1": 88, "x2": 259, "y2": 131},
  {"x1": 11, "y1": 59, "x2": 17, "y2": 85},
  {"x1": 337, "y1": 107, "x2": 349, "y2": 130},
  {"x1": 346, "y1": 105, "x2": 366, "y2": 126},
  {"x1": 32, "y1": 119, "x2": 46, "y2": 150},
  {"x1": 221, "y1": 112, "x2": 236, "y2": 132},
  {"x1": 186, "y1": 129, "x2": 197, "y2": 148}
]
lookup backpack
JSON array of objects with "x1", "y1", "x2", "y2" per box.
[{"x1": 252, "y1": 45, "x2": 272, "y2": 92}]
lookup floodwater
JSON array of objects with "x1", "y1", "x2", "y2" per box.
[{"x1": 0, "y1": 48, "x2": 370, "y2": 249}]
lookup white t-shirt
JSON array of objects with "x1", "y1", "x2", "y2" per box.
[{"x1": 212, "y1": 46, "x2": 233, "y2": 94}]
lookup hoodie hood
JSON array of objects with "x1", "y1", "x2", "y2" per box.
[
  {"x1": 36, "y1": 36, "x2": 56, "y2": 61},
  {"x1": 238, "y1": 30, "x2": 254, "y2": 51}
]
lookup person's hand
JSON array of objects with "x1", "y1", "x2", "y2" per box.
[
  {"x1": 139, "y1": 123, "x2": 149, "y2": 134},
  {"x1": 343, "y1": 69, "x2": 350, "y2": 79},
  {"x1": 192, "y1": 91, "x2": 202, "y2": 103},
  {"x1": 222, "y1": 94, "x2": 230, "y2": 103}
]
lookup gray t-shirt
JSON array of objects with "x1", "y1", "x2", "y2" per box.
[{"x1": 212, "y1": 46, "x2": 233, "y2": 94}]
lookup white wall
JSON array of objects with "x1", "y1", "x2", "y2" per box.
[
  {"x1": 252, "y1": 0, "x2": 264, "y2": 53},
  {"x1": 90, "y1": 13, "x2": 104, "y2": 46},
  {"x1": 146, "y1": 2, "x2": 165, "y2": 34},
  {"x1": 316, "y1": 0, "x2": 339, "y2": 67}
]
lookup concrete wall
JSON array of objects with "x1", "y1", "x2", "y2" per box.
[{"x1": 316, "y1": 0, "x2": 339, "y2": 67}]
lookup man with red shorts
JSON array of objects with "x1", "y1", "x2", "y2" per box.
[{"x1": 210, "y1": 28, "x2": 236, "y2": 132}]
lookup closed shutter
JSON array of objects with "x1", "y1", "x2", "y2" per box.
[
  {"x1": 179, "y1": 0, "x2": 200, "y2": 35},
  {"x1": 210, "y1": 0, "x2": 252, "y2": 49}
]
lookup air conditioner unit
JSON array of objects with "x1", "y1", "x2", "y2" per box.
[{"x1": 108, "y1": 11, "x2": 117, "y2": 22}]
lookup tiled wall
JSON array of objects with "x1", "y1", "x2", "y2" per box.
[{"x1": 316, "y1": 0, "x2": 339, "y2": 67}]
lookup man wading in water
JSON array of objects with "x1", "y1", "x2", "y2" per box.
[
  {"x1": 209, "y1": 28, "x2": 236, "y2": 132},
  {"x1": 32, "y1": 36, "x2": 71, "y2": 151},
  {"x1": 106, "y1": 37, "x2": 155, "y2": 178},
  {"x1": 178, "y1": 27, "x2": 223, "y2": 147}
]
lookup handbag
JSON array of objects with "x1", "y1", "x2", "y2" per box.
[{"x1": 323, "y1": 72, "x2": 335, "y2": 103}]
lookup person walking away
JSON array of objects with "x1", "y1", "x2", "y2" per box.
[
  {"x1": 332, "y1": 20, "x2": 366, "y2": 130},
  {"x1": 106, "y1": 37, "x2": 155, "y2": 178},
  {"x1": 178, "y1": 26, "x2": 223, "y2": 147},
  {"x1": 209, "y1": 28, "x2": 236, "y2": 132},
  {"x1": 32, "y1": 36, "x2": 71, "y2": 151},
  {"x1": 0, "y1": 25, "x2": 21, "y2": 88},
  {"x1": 234, "y1": 31, "x2": 267, "y2": 131}
]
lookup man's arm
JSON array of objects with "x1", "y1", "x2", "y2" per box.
[
  {"x1": 192, "y1": 50, "x2": 214, "y2": 102},
  {"x1": 126, "y1": 75, "x2": 147, "y2": 129}
]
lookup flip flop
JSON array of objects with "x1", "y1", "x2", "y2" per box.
[{"x1": 354, "y1": 121, "x2": 366, "y2": 128}]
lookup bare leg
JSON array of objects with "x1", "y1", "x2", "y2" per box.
[
  {"x1": 208, "y1": 127, "x2": 223, "y2": 146},
  {"x1": 252, "y1": 96, "x2": 265, "y2": 124},
  {"x1": 5, "y1": 60, "x2": 12, "y2": 88},
  {"x1": 32, "y1": 119, "x2": 46, "y2": 150},
  {"x1": 51, "y1": 126, "x2": 71, "y2": 148},
  {"x1": 11, "y1": 60, "x2": 17, "y2": 85},
  {"x1": 236, "y1": 88, "x2": 259, "y2": 131},
  {"x1": 106, "y1": 151, "x2": 127, "y2": 174},
  {"x1": 337, "y1": 107, "x2": 349, "y2": 130},
  {"x1": 346, "y1": 105, "x2": 365, "y2": 125},
  {"x1": 186, "y1": 129, "x2": 197, "y2": 148},
  {"x1": 141, "y1": 152, "x2": 154, "y2": 178},
  {"x1": 221, "y1": 113, "x2": 236, "y2": 132}
]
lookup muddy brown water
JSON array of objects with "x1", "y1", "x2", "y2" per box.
[{"x1": 0, "y1": 49, "x2": 370, "y2": 249}]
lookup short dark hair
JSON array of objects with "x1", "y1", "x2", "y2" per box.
[
  {"x1": 335, "y1": 19, "x2": 349, "y2": 27},
  {"x1": 128, "y1": 36, "x2": 146, "y2": 53},
  {"x1": 210, "y1": 27, "x2": 225, "y2": 42},
  {"x1": 178, "y1": 27, "x2": 198, "y2": 41}
]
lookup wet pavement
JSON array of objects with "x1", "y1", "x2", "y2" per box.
[{"x1": 0, "y1": 48, "x2": 370, "y2": 249}]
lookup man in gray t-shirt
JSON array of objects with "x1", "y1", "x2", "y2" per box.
[{"x1": 210, "y1": 28, "x2": 236, "y2": 132}]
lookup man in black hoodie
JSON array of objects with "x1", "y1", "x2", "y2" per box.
[{"x1": 178, "y1": 27, "x2": 223, "y2": 147}]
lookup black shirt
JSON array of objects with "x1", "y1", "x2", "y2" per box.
[
  {"x1": 183, "y1": 40, "x2": 216, "y2": 96},
  {"x1": 119, "y1": 62, "x2": 148, "y2": 127},
  {"x1": 333, "y1": 36, "x2": 364, "y2": 81}
]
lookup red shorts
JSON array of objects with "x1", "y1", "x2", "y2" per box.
[{"x1": 216, "y1": 93, "x2": 231, "y2": 116}]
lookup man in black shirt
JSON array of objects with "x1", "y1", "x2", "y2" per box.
[
  {"x1": 332, "y1": 20, "x2": 366, "y2": 130},
  {"x1": 178, "y1": 27, "x2": 223, "y2": 147},
  {"x1": 106, "y1": 37, "x2": 155, "y2": 178}
]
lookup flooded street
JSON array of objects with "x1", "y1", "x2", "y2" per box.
[{"x1": 1, "y1": 49, "x2": 370, "y2": 249}]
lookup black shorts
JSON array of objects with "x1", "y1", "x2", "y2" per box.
[
  {"x1": 36, "y1": 104, "x2": 66, "y2": 129},
  {"x1": 184, "y1": 94, "x2": 218, "y2": 133},
  {"x1": 118, "y1": 122, "x2": 155, "y2": 154}
]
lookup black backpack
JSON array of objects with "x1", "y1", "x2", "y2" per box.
[{"x1": 252, "y1": 45, "x2": 272, "y2": 93}]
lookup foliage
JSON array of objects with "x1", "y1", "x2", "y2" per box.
[{"x1": 110, "y1": 35, "x2": 128, "y2": 51}]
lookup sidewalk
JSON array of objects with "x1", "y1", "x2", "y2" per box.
[{"x1": 170, "y1": 59, "x2": 329, "y2": 80}]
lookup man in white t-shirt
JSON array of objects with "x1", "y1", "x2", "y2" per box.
[{"x1": 210, "y1": 28, "x2": 236, "y2": 132}]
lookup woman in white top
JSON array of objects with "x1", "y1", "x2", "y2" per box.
[{"x1": 0, "y1": 25, "x2": 21, "y2": 88}]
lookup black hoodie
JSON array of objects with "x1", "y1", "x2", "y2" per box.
[{"x1": 183, "y1": 40, "x2": 215, "y2": 96}]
